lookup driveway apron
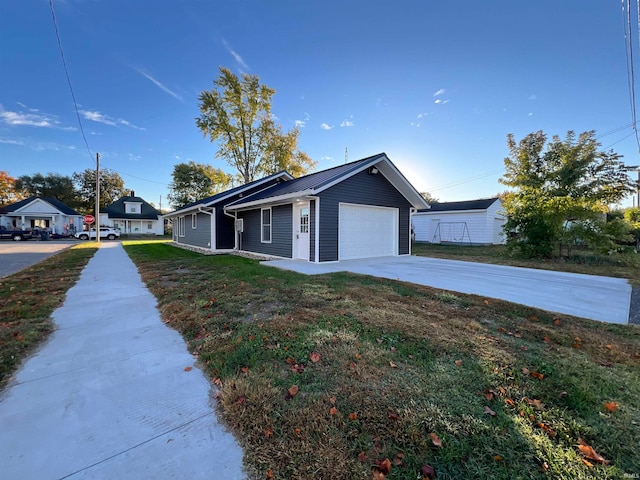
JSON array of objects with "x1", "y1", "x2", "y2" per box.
[
  {"x1": 263, "y1": 256, "x2": 631, "y2": 324},
  {"x1": 0, "y1": 243, "x2": 245, "y2": 480}
]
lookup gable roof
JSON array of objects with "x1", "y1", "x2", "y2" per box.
[
  {"x1": 416, "y1": 197, "x2": 500, "y2": 213},
  {"x1": 103, "y1": 196, "x2": 162, "y2": 219},
  {"x1": 0, "y1": 196, "x2": 81, "y2": 216},
  {"x1": 164, "y1": 171, "x2": 294, "y2": 217},
  {"x1": 226, "y1": 153, "x2": 428, "y2": 210}
]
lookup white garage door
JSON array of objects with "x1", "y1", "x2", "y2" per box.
[{"x1": 339, "y1": 204, "x2": 398, "y2": 260}]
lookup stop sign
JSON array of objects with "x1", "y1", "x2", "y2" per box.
[{"x1": 83, "y1": 214, "x2": 95, "y2": 224}]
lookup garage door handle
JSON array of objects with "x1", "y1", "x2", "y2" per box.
[{"x1": 296, "y1": 234, "x2": 299, "y2": 239}]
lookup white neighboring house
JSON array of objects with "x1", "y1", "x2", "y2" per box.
[
  {"x1": 100, "y1": 192, "x2": 164, "y2": 235},
  {"x1": 0, "y1": 197, "x2": 82, "y2": 235},
  {"x1": 412, "y1": 197, "x2": 506, "y2": 245}
]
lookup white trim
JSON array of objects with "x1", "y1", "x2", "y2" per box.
[
  {"x1": 212, "y1": 207, "x2": 216, "y2": 250},
  {"x1": 261, "y1": 207, "x2": 272, "y2": 243},
  {"x1": 312, "y1": 196, "x2": 320, "y2": 264},
  {"x1": 178, "y1": 216, "x2": 185, "y2": 237},
  {"x1": 191, "y1": 213, "x2": 197, "y2": 229},
  {"x1": 226, "y1": 189, "x2": 315, "y2": 212}
]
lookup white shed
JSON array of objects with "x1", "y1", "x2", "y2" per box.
[{"x1": 412, "y1": 198, "x2": 506, "y2": 245}]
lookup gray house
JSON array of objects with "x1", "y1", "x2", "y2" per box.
[
  {"x1": 224, "y1": 153, "x2": 428, "y2": 262},
  {"x1": 164, "y1": 172, "x2": 293, "y2": 250}
]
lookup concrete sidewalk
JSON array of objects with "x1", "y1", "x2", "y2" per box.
[
  {"x1": 0, "y1": 243, "x2": 245, "y2": 479},
  {"x1": 263, "y1": 255, "x2": 632, "y2": 324}
]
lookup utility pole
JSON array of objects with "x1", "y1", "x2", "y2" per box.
[
  {"x1": 637, "y1": 169, "x2": 639, "y2": 208},
  {"x1": 95, "y1": 153, "x2": 100, "y2": 244},
  {"x1": 345, "y1": 147, "x2": 348, "y2": 164}
]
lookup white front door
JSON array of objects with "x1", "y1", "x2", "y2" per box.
[{"x1": 294, "y1": 202, "x2": 310, "y2": 260}]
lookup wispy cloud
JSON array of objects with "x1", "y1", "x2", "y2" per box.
[
  {"x1": 528, "y1": 112, "x2": 533, "y2": 116},
  {"x1": 340, "y1": 120, "x2": 354, "y2": 127},
  {"x1": 80, "y1": 110, "x2": 146, "y2": 130},
  {"x1": 320, "y1": 123, "x2": 334, "y2": 130},
  {"x1": 410, "y1": 122, "x2": 421, "y2": 128},
  {"x1": 0, "y1": 137, "x2": 25, "y2": 145},
  {"x1": 135, "y1": 69, "x2": 183, "y2": 102},
  {"x1": 434, "y1": 99, "x2": 449, "y2": 105},
  {"x1": 222, "y1": 39, "x2": 249, "y2": 71},
  {"x1": 433, "y1": 88, "x2": 446, "y2": 97},
  {"x1": 417, "y1": 112, "x2": 428, "y2": 119},
  {"x1": 295, "y1": 120, "x2": 306, "y2": 128},
  {"x1": 0, "y1": 104, "x2": 71, "y2": 129},
  {"x1": 528, "y1": 94, "x2": 537, "y2": 101},
  {"x1": 320, "y1": 156, "x2": 333, "y2": 161}
]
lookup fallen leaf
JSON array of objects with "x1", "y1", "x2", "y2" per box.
[
  {"x1": 484, "y1": 406, "x2": 497, "y2": 416},
  {"x1": 376, "y1": 458, "x2": 392, "y2": 475},
  {"x1": 264, "y1": 427, "x2": 274, "y2": 438},
  {"x1": 388, "y1": 413, "x2": 399, "y2": 421},
  {"x1": 390, "y1": 346, "x2": 397, "y2": 352},
  {"x1": 310, "y1": 352, "x2": 321, "y2": 363},
  {"x1": 605, "y1": 344, "x2": 613, "y2": 350},
  {"x1": 559, "y1": 391, "x2": 568, "y2": 398},
  {"x1": 542, "y1": 336, "x2": 551, "y2": 343},
  {"x1": 538, "y1": 423, "x2": 555, "y2": 438},
  {"x1": 389, "y1": 361, "x2": 397, "y2": 368},
  {"x1": 520, "y1": 346, "x2": 528, "y2": 351},
  {"x1": 581, "y1": 458, "x2": 594, "y2": 468},
  {"x1": 285, "y1": 357, "x2": 296, "y2": 365},
  {"x1": 355, "y1": 353, "x2": 361, "y2": 359},
  {"x1": 498, "y1": 327, "x2": 507, "y2": 333},
  {"x1": 348, "y1": 412, "x2": 358, "y2": 421},
  {"x1": 541, "y1": 462, "x2": 549, "y2": 472},
  {"x1": 294, "y1": 428, "x2": 301, "y2": 436},
  {"x1": 603, "y1": 401, "x2": 618, "y2": 412},
  {"x1": 524, "y1": 397, "x2": 545, "y2": 409},
  {"x1": 235, "y1": 395, "x2": 246, "y2": 405},
  {"x1": 241, "y1": 366, "x2": 249, "y2": 374},
  {"x1": 393, "y1": 452, "x2": 404, "y2": 466},
  {"x1": 288, "y1": 385, "x2": 299, "y2": 397},
  {"x1": 213, "y1": 377, "x2": 222, "y2": 386},
  {"x1": 493, "y1": 455, "x2": 503, "y2": 461},
  {"x1": 578, "y1": 438, "x2": 609, "y2": 464},
  {"x1": 329, "y1": 396, "x2": 337, "y2": 404},
  {"x1": 484, "y1": 390, "x2": 495, "y2": 401},
  {"x1": 484, "y1": 299, "x2": 489, "y2": 305},
  {"x1": 530, "y1": 371, "x2": 544, "y2": 380},
  {"x1": 372, "y1": 470, "x2": 385, "y2": 480},
  {"x1": 357, "y1": 451, "x2": 367, "y2": 462},
  {"x1": 428, "y1": 432, "x2": 442, "y2": 447},
  {"x1": 454, "y1": 359, "x2": 463, "y2": 367},
  {"x1": 505, "y1": 398, "x2": 515, "y2": 407},
  {"x1": 330, "y1": 407, "x2": 338, "y2": 416},
  {"x1": 184, "y1": 366, "x2": 193, "y2": 372},
  {"x1": 521, "y1": 367, "x2": 530, "y2": 375},
  {"x1": 553, "y1": 318, "x2": 561, "y2": 326},
  {"x1": 421, "y1": 464, "x2": 436, "y2": 479},
  {"x1": 529, "y1": 414, "x2": 536, "y2": 422}
]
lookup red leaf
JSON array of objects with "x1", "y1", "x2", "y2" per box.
[
  {"x1": 235, "y1": 395, "x2": 246, "y2": 405},
  {"x1": 330, "y1": 407, "x2": 338, "y2": 416},
  {"x1": 264, "y1": 427, "x2": 274, "y2": 438},
  {"x1": 530, "y1": 371, "x2": 544, "y2": 380},
  {"x1": 348, "y1": 412, "x2": 358, "y2": 421},
  {"x1": 241, "y1": 366, "x2": 249, "y2": 374},
  {"x1": 603, "y1": 401, "x2": 618, "y2": 412},
  {"x1": 266, "y1": 469, "x2": 274, "y2": 479},
  {"x1": 484, "y1": 406, "x2": 497, "y2": 416},
  {"x1": 375, "y1": 458, "x2": 392, "y2": 475},
  {"x1": 421, "y1": 464, "x2": 436, "y2": 478},
  {"x1": 310, "y1": 352, "x2": 321, "y2": 363},
  {"x1": 357, "y1": 451, "x2": 367, "y2": 462},
  {"x1": 428, "y1": 432, "x2": 442, "y2": 447},
  {"x1": 288, "y1": 385, "x2": 299, "y2": 397},
  {"x1": 578, "y1": 438, "x2": 609, "y2": 464},
  {"x1": 184, "y1": 366, "x2": 193, "y2": 372},
  {"x1": 388, "y1": 413, "x2": 399, "y2": 421},
  {"x1": 393, "y1": 452, "x2": 404, "y2": 466},
  {"x1": 454, "y1": 359, "x2": 463, "y2": 367}
]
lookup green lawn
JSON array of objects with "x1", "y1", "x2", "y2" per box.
[{"x1": 121, "y1": 242, "x2": 640, "y2": 480}]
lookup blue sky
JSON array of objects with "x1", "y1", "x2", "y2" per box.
[{"x1": 1, "y1": 0, "x2": 639, "y2": 210}]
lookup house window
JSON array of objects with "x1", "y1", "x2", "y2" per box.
[
  {"x1": 261, "y1": 207, "x2": 272, "y2": 243},
  {"x1": 179, "y1": 217, "x2": 185, "y2": 237},
  {"x1": 147, "y1": 222, "x2": 153, "y2": 230},
  {"x1": 192, "y1": 213, "x2": 197, "y2": 229}
]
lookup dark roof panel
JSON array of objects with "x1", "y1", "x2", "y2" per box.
[
  {"x1": 0, "y1": 196, "x2": 81, "y2": 215},
  {"x1": 229, "y1": 153, "x2": 386, "y2": 206},
  {"x1": 103, "y1": 196, "x2": 162, "y2": 219},
  {"x1": 417, "y1": 198, "x2": 500, "y2": 213}
]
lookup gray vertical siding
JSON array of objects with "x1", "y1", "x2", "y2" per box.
[
  {"x1": 179, "y1": 213, "x2": 212, "y2": 248},
  {"x1": 318, "y1": 170, "x2": 412, "y2": 262},
  {"x1": 238, "y1": 204, "x2": 293, "y2": 258},
  {"x1": 215, "y1": 209, "x2": 235, "y2": 249}
]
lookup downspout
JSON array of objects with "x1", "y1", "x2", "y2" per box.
[
  {"x1": 409, "y1": 207, "x2": 417, "y2": 255},
  {"x1": 198, "y1": 207, "x2": 214, "y2": 251},
  {"x1": 223, "y1": 208, "x2": 239, "y2": 250},
  {"x1": 309, "y1": 196, "x2": 320, "y2": 263}
]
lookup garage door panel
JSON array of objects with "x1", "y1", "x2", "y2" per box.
[{"x1": 339, "y1": 204, "x2": 398, "y2": 260}]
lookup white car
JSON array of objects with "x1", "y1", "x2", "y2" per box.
[{"x1": 75, "y1": 227, "x2": 120, "y2": 240}]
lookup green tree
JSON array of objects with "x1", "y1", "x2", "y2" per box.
[
  {"x1": 15, "y1": 172, "x2": 77, "y2": 206},
  {"x1": 196, "y1": 66, "x2": 314, "y2": 183},
  {"x1": 167, "y1": 161, "x2": 232, "y2": 209},
  {"x1": 0, "y1": 171, "x2": 26, "y2": 206},
  {"x1": 419, "y1": 192, "x2": 439, "y2": 204},
  {"x1": 500, "y1": 130, "x2": 636, "y2": 257},
  {"x1": 73, "y1": 168, "x2": 127, "y2": 213}
]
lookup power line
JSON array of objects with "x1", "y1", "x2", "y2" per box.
[
  {"x1": 622, "y1": 0, "x2": 640, "y2": 151},
  {"x1": 49, "y1": 0, "x2": 93, "y2": 160}
]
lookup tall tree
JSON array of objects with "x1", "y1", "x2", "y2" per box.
[
  {"x1": 419, "y1": 192, "x2": 439, "y2": 204},
  {"x1": 499, "y1": 130, "x2": 636, "y2": 257},
  {"x1": 15, "y1": 172, "x2": 77, "y2": 206},
  {"x1": 196, "y1": 66, "x2": 314, "y2": 183},
  {"x1": 73, "y1": 168, "x2": 127, "y2": 212},
  {"x1": 261, "y1": 124, "x2": 316, "y2": 178},
  {"x1": 167, "y1": 161, "x2": 232, "y2": 209},
  {"x1": 0, "y1": 171, "x2": 26, "y2": 206}
]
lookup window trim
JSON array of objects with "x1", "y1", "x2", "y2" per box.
[
  {"x1": 261, "y1": 207, "x2": 272, "y2": 243},
  {"x1": 191, "y1": 213, "x2": 197, "y2": 229},
  {"x1": 179, "y1": 216, "x2": 185, "y2": 237}
]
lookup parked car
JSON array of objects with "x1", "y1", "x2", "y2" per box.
[
  {"x1": 75, "y1": 227, "x2": 120, "y2": 240},
  {"x1": 0, "y1": 225, "x2": 33, "y2": 241}
]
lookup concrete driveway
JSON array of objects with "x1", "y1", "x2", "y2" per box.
[
  {"x1": 262, "y1": 255, "x2": 632, "y2": 324},
  {"x1": 0, "y1": 240, "x2": 75, "y2": 278}
]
